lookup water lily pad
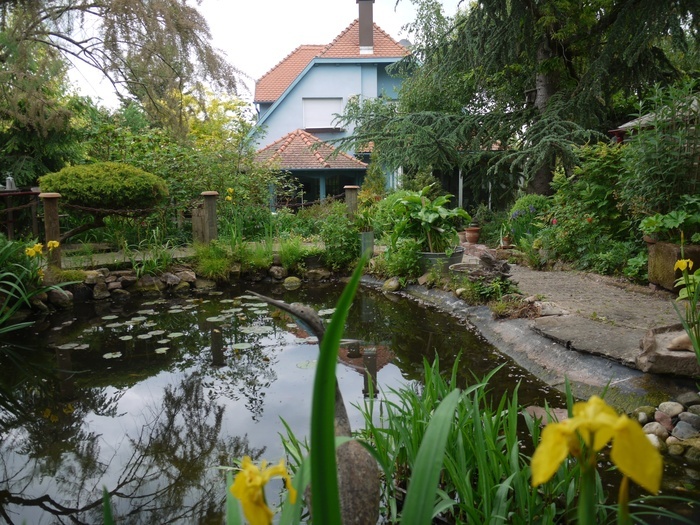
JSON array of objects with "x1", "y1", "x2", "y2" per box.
[
  {"x1": 155, "y1": 347, "x2": 169, "y2": 354},
  {"x1": 129, "y1": 316, "x2": 147, "y2": 323},
  {"x1": 103, "y1": 352, "x2": 122, "y2": 359},
  {"x1": 231, "y1": 342, "x2": 252, "y2": 350},
  {"x1": 206, "y1": 316, "x2": 226, "y2": 323},
  {"x1": 74, "y1": 344, "x2": 90, "y2": 350},
  {"x1": 208, "y1": 291, "x2": 223, "y2": 296},
  {"x1": 169, "y1": 332, "x2": 185, "y2": 338},
  {"x1": 119, "y1": 335, "x2": 133, "y2": 341},
  {"x1": 244, "y1": 302, "x2": 268, "y2": 309},
  {"x1": 137, "y1": 334, "x2": 152, "y2": 340},
  {"x1": 157, "y1": 339, "x2": 171, "y2": 344},
  {"x1": 239, "y1": 325, "x2": 274, "y2": 335},
  {"x1": 220, "y1": 299, "x2": 236, "y2": 304},
  {"x1": 143, "y1": 321, "x2": 157, "y2": 328},
  {"x1": 137, "y1": 309, "x2": 156, "y2": 315},
  {"x1": 296, "y1": 360, "x2": 317, "y2": 369},
  {"x1": 238, "y1": 295, "x2": 259, "y2": 300},
  {"x1": 57, "y1": 343, "x2": 78, "y2": 350},
  {"x1": 101, "y1": 315, "x2": 119, "y2": 320},
  {"x1": 318, "y1": 308, "x2": 336, "y2": 316},
  {"x1": 105, "y1": 322, "x2": 123, "y2": 328},
  {"x1": 168, "y1": 309, "x2": 184, "y2": 314},
  {"x1": 148, "y1": 330, "x2": 166, "y2": 336},
  {"x1": 221, "y1": 307, "x2": 243, "y2": 314}
]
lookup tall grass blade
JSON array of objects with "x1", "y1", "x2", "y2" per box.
[
  {"x1": 400, "y1": 388, "x2": 461, "y2": 525},
  {"x1": 310, "y1": 255, "x2": 367, "y2": 525}
]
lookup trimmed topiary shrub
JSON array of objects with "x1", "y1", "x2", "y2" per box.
[{"x1": 39, "y1": 162, "x2": 168, "y2": 211}]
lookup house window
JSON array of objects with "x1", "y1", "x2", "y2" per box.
[{"x1": 303, "y1": 98, "x2": 343, "y2": 132}]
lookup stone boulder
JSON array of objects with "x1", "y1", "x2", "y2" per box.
[
  {"x1": 636, "y1": 325, "x2": 700, "y2": 377},
  {"x1": 47, "y1": 288, "x2": 73, "y2": 309}
]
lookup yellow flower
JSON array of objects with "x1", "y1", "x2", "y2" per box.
[
  {"x1": 531, "y1": 396, "x2": 662, "y2": 494},
  {"x1": 47, "y1": 240, "x2": 60, "y2": 250},
  {"x1": 33, "y1": 243, "x2": 43, "y2": 254},
  {"x1": 25, "y1": 247, "x2": 36, "y2": 257},
  {"x1": 227, "y1": 187, "x2": 234, "y2": 194},
  {"x1": 230, "y1": 456, "x2": 297, "y2": 525},
  {"x1": 674, "y1": 259, "x2": 693, "y2": 272},
  {"x1": 226, "y1": 195, "x2": 233, "y2": 202}
]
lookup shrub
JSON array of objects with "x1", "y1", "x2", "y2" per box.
[
  {"x1": 319, "y1": 202, "x2": 360, "y2": 271},
  {"x1": 508, "y1": 193, "x2": 551, "y2": 244},
  {"x1": 39, "y1": 162, "x2": 168, "y2": 211}
]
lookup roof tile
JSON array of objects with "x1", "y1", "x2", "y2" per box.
[
  {"x1": 254, "y1": 21, "x2": 407, "y2": 104},
  {"x1": 256, "y1": 129, "x2": 368, "y2": 170}
]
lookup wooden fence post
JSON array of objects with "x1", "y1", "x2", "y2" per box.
[
  {"x1": 201, "y1": 191, "x2": 219, "y2": 243},
  {"x1": 344, "y1": 185, "x2": 360, "y2": 218},
  {"x1": 39, "y1": 192, "x2": 62, "y2": 269}
]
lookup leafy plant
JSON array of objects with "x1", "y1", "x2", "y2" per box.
[
  {"x1": 639, "y1": 195, "x2": 700, "y2": 244},
  {"x1": 319, "y1": 202, "x2": 360, "y2": 271},
  {"x1": 391, "y1": 185, "x2": 470, "y2": 254}
]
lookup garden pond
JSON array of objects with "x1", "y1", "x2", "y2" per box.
[{"x1": 0, "y1": 282, "x2": 697, "y2": 523}]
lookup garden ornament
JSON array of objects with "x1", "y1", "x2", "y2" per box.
[{"x1": 246, "y1": 291, "x2": 380, "y2": 525}]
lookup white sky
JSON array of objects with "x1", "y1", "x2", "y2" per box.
[{"x1": 69, "y1": 0, "x2": 464, "y2": 108}]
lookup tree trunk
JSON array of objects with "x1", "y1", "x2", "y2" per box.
[{"x1": 528, "y1": 35, "x2": 558, "y2": 195}]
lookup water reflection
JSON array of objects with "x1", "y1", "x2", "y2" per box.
[{"x1": 0, "y1": 283, "x2": 562, "y2": 523}]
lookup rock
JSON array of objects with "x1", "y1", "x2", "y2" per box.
[
  {"x1": 283, "y1": 276, "x2": 301, "y2": 290},
  {"x1": 689, "y1": 405, "x2": 700, "y2": 416},
  {"x1": 161, "y1": 272, "x2": 181, "y2": 287},
  {"x1": 680, "y1": 412, "x2": 700, "y2": 430},
  {"x1": 92, "y1": 282, "x2": 111, "y2": 300},
  {"x1": 173, "y1": 281, "x2": 191, "y2": 293},
  {"x1": 175, "y1": 270, "x2": 197, "y2": 283},
  {"x1": 96, "y1": 268, "x2": 110, "y2": 277},
  {"x1": 110, "y1": 289, "x2": 130, "y2": 299},
  {"x1": 105, "y1": 275, "x2": 117, "y2": 283},
  {"x1": 636, "y1": 327, "x2": 700, "y2": 377},
  {"x1": 307, "y1": 268, "x2": 331, "y2": 281},
  {"x1": 672, "y1": 421, "x2": 700, "y2": 440},
  {"x1": 645, "y1": 433, "x2": 666, "y2": 452},
  {"x1": 643, "y1": 422, "x2": 669, "y2": 441},
  {"x1": 667, "y1": 332, "x2": 693, "y2": 351},
  {"x1": 632, "y1": 406, "x2": 656, "y2": 424},
  {"x1": 654, "y1": 410, "x2": 674, "y2": 432},
  {"x1": 83, "y1": 270, "x2": 103, "y2": 285},
  {"x1": 382, "y1": 277, "x2": 401, "y2": 293},
  {"x1": 538, "y1": 302, "x2": 569, "y2": 317},
  {"x1": 29, "y1": 298, "x2": 49, "y2": 312},
  {"x1": 69, "y1": 283, "x2": 93, "y2": 302},
  {"x1": 118, "y1": 275, "x2": 138, "y2": 288},
  {"x1": 194, "y1": 278, "x2": 217, "y2": 291},
  {"x1": 685, "y1": 444, "x2": 700, "y2": 465},
  {"x1": 677, "y1": 391, "x2": 700, "y2": 407},
  {"x1": 658, "y1": 401, "x2": 685, "y2": 418},
  {"x1": 106, "y1": 281, "x2": 122, "y2": 291},
  {"x1": 47, "y1": 288, "x2": 73, "y2": 309},
  {"x1": 667, "y1": 436, "x2": 682, "y2": 445},
  {"x1": 668, "y1": 444, "x2": 686, "y2": 456},
  {"x1": 268, "y1": 265, "x2": 288, "y2": 280}
]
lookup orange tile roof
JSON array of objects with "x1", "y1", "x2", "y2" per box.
[
  {"x1": 255, "y1": 129, "x2": 368, "y2": 170},
  {"x1": 319, "y1": 20, "x2": 409, "y2": 59},
  {"x1": 254, "y1": 20, "x2": 408, "y2": 104},
  {"x1": 254, "y1": 45, "x2": 325, "y2": 104}
]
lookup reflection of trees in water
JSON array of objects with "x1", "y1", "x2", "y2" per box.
[{"x1": 0, "y1": 374, "x2": 263, "y2": 524}]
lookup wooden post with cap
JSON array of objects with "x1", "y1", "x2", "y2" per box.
[{"x1": 39, "y1": 192, "x2": 62, "y2": 268}]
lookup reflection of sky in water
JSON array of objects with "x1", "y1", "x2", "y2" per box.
[{"x1": 0, "y1": 287, "x2": 425, "y2": 524}]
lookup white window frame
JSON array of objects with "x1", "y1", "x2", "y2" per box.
[{"x1": 303, "y1": 98, "x2": 343, "y2": 130}]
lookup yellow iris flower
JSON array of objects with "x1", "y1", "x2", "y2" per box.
[
  {"x1": 674, "y1": 259, "x2": 693, "y2": 272},
  {"x1": 25, "y1": 247, "x2": 36, "y2": 257},
  {"x1": 227, "y1": 187, "x2": 234, "y2": 195},
  {"x1": 47, "y1": 240, "x2": 60, "y2": 250},
  {"x1": 230, "y1": 456, "x2": 297, "y2": 525},
  {"x1": 531, "y1": 396, "x2": 662, "y2": 494},
  {"x1": 33, "y1": 243, "x2": 43, "y2": 254},
  {"x1": 226, "y1": 195, "x2": 233, "y2": 201}
]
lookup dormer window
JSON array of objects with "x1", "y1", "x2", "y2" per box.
[{"x1": 303, "y1": 98, "x2": 344, "y2": 132}]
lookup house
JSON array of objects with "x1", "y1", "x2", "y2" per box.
[{"x1": 253, "y1": 0, "x2": 409, "y2": 203}]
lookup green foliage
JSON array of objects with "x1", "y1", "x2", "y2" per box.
[
  {"x1": 124, "y1": 227, "x2": 175, "y2": 278},
  {"x1": 369, "y1": 190, "x2": 411, "y2": 239},
  {"x1": 319, "y1": 202, "x2": 360, "y2": 271},
  {"x1": 381, "y1": 237, "x2": 424, "y2": 279},
  {"x1": 508, "y1": 193, "x2": 551, "y2": 244},
  {"x1": 619, "y1": 79, "x2": 700, "y2": 222},
  {"x1": 360, "y1": 150, "x2": 389, "y2": 197},
  {"x1": 639, "y1": 195, "x2": 700, "y2": 244},
  {"x1": 390, "y1": 185, "x2": 470, "y2": 254},
  {"x1": 194, "y1": 241, "x2": 236, "y2": 282},
  {"x1": 278, "y1": 236, "x2": 308, "y2": 273},
  {"x1": 39, "y1": 162, "x2": 168, "y2": 211}
]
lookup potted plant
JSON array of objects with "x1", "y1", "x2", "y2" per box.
[
  {"x1": 639, "y1": 195, "x2": 700, "y2": 290},
  {"x1": 389, "y1": 185, "x2": 470, "y2": 273},
  {"x1": 464, "y1": 219, "x2": 481, "y2": 244},
  {"x1": 499, "y1": 223, "x2": 512, "y2": 248}
]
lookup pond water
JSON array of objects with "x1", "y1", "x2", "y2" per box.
[{"x1": 0, "y1": 282, "x2": 695, "y2": 524}]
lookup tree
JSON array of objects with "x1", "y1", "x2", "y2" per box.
[
  {"x1": 0, "y1": 1, "x2": 240, "y2": 136},
  {"x1": 338, "y1": 0, "x2": 699, "y2": 195}
]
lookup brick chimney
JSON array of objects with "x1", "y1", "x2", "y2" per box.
[{"x1": 358, "y1": 0, "x2": 374, "y2": 55}]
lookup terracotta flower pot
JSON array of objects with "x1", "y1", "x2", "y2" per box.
[{"x1": 464, "y1": 227, "x2": 481, "y2": 244}]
